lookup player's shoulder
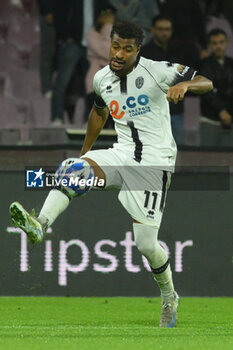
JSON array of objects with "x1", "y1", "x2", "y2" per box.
[
  {"x1": 139, "y1": 56, "x2": 171, "y2": 72},
  {"x1": 94, "y1": 65, "x2": 111, "y2": 85}
]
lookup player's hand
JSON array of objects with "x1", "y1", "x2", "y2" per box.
[
  {"x1": 220, "y1": 109, "x2": 232, "y2": 129},
  {"x1": 167, "y1": 82, "x2": 189, "y2": 104}
]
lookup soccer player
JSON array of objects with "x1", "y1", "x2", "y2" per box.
[{"x1": 10, "y1": 22, "x2": 213, "y2": 327}]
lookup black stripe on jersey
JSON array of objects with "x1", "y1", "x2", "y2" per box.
[
  {"x1": 127, "y1": 121, "x2": 143, "y2": 163},
  {"x1": 159, "y1": 171, "x2": 168, "y2": 212},
  {"x1": 120, "y1": 76, "x2": 127, "y2": 94},
  {"x1": 172, "y1": 67, "x2": 197, "y2": 85}
]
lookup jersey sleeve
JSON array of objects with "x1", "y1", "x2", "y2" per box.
[
  {"x1": 93, "y1": 72, "x2": 107, "y2": 109},
  {"x1": 151, "y1": 61, "x2": 197, "y2": 93}
]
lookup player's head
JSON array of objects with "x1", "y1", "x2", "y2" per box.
[
  {"x1": 109, "y1": 21, "x2": 144, "y2": 76},
  {"x1": 151, "y1": 14, "x2": 172, "y2": 47},
  {"x1": 208, "y1": 28, "x2": 228, "y2": 59}
]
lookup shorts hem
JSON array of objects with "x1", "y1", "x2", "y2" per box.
[{"x1": 120, "y1": 202, "x2": 161, "y2": 228}]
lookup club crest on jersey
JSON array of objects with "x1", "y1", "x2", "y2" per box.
[{"x1": 135, "y1": 76, "x2": 144, "y2": 89}]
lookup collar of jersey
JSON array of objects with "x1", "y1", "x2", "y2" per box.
[{"x1": 111, "y1": 56, "x2": 141, "y2": 79}]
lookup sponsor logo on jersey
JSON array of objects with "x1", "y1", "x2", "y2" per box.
[
  {"x1": 110, "y1": 94, "x2": 151, "y2": 119},
  {"x1": 135, "y1": 76, "x2": 144, "y2": 89},
  {"x1": 177, "y1": 65, "x2": 189, "y2": 77}
]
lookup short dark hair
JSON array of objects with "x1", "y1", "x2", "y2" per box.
[
  {"x1": 152, "y1": 14, "x2": 172, "y2": 27},
  {"x1": 110, "y1": 21, "x2": 144, "y2": 47},
  {"x1": 208, "y1": 28, "x2": 227, "y2": 42}
]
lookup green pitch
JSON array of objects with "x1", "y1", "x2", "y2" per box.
[{"x1": 0, "y1": 297, "x2": 232, "y2": 350}]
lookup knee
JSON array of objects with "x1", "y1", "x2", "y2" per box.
[
  {"x1": 136, "y1": 241, "x2": 156, "y2": 260},
  {"x1": 82, "y1": 157, "x2": 106, "y2": 188},
  {"x1": 133, "y1": 222, "x2": 159, "y2": 259}
]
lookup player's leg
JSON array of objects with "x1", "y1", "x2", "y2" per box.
[
  {"x1": 38, "y1": 158, "x2": 106, "y2": 230},
  {"x1": 133, "y1": 222, "x2": 174, "y2": 300},
  {"x1": 9, "y1": 158, "x2": 106, "y2": 244},
  {"x1": 117, "y1": 167, "x2": 179, "y2": 327},
  {"x1": 133, "y1": 221, "x2": 179, "y2": 327}
]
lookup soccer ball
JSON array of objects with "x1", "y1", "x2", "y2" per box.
[{"x1": 55, "y1": 158, "x2": 94, "y2": 198}]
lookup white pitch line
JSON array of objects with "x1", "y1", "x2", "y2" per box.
[{"x1": 0, "y1": 325, "x2": 156, "y2": 330}]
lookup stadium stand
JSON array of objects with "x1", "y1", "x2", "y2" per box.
[
  {"x1": 4, "y1": 68, "x2": 41, "y2": 112},
  {"x1": 0, "y1": 42, "x2": 23, "y2": 88},
  {"x1": 183, "y1": 97, "x2": 201, "y2": 146},
  {"x1": 1, "y1": 0, "x2": 233, "y2": 146},
  {"x1": 28, "y1": 96, "x2": 50, "y2": 128},
  {"x1": 28, "y1": 43, "x2": 40, "y2": 70},
  {"x1": 7, "y1": 15, "x2": 40, "y2": 64},
  {"x1": 0, "y1": 97, "x2": 27, "y2": 144},
  {"x1": 0, "y1": 0, "x2": 24, "y2": 42}
]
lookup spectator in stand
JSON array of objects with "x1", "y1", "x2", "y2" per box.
[
  {"x1": 36, "y1": 0, "x2": 56, "y2": 98},
  {"x1": 140, "y1": 15, "x2": 184, "y2": 144},
  {"x1": 158, "y1": 0, "x2": 208, "y2": 68},
  {"x1": 85, "y1": 7, "x2": 116, "y2": 128},
  {"x1": 50, "y1": 0, "x2": 95, "y2": 126},
  {"x1": 109, "y1": 0, "x2": 160, "y2": 45},
  {"x1": 205, "y1": 0, "x2": 233, "y2": 30},
  {"x1": 199, "y1": 28, "x2": 233, "y2": 146},
  {"x1": 140, "y1": 14, "x2": 172, "y2": 61}
]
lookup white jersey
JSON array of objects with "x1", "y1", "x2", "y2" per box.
[{"x1": 93, "y1": 56, "x2": 196, "y2": 170}]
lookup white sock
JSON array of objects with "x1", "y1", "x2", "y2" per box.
[
  {"x1": 133, "y1": 223, "x2": 175, "y2": 301},
  {"x1": 152, "y1": 263, "x2": 175, "y2": 301},
  {"x1": 38, "y1": 189, "x2": 70, "y2": 228}
]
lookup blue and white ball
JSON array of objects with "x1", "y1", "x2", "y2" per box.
[{"x1": 55, "y1": 158, "x2": 94, "y2": 198}]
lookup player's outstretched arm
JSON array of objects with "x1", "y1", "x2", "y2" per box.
[
  {"x1": 167, "y1": 75, "x2": 213, "y2": 104},
  {"x1": 80, "y1": 105, "x2": 109, "y2": 156}
]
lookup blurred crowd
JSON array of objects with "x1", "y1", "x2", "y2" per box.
[{"x1": 0, "y1": 0, "x2": 233, "y2": 146}]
